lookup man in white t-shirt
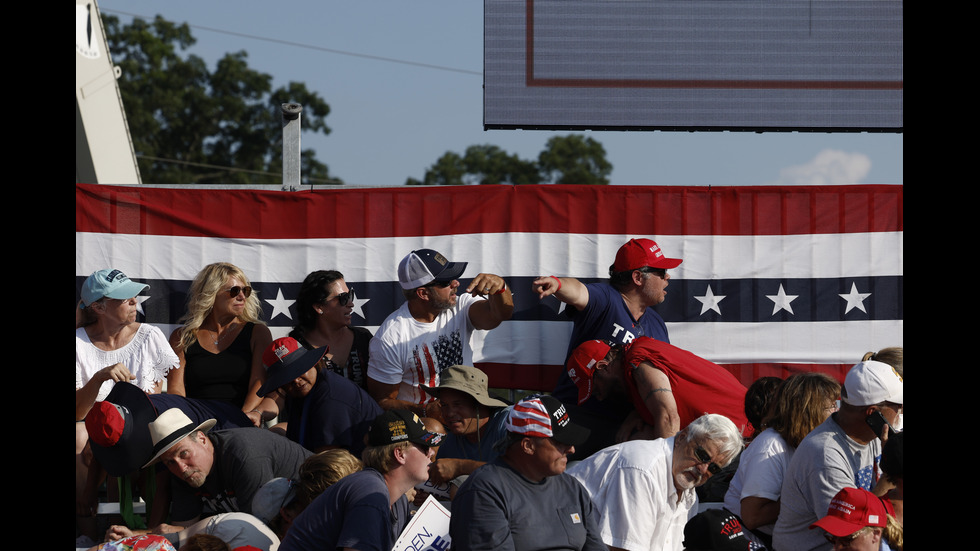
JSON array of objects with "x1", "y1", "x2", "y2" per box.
[{"x1": 367, "y1": 248, "x2": 514, "y2": 418}]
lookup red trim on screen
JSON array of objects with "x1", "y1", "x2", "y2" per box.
[{"x1": 525, "y1": 0, "x2": 534, "y2": 86}]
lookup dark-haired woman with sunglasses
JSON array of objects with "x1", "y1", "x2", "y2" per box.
[
  {"x1": 167, "y1": 262, "x2": 277, "y2": 427},
  {"x1": 288, "y1": 270, "x2": 372, "y2": 390}
]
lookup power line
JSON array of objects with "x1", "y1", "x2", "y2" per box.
[
  {"x1": 102, "y1": 9, "x2": 482, "y2": 77},
  {"x1": 137, "y1": 155, "x2": 344, "y2": 185},
  {"x1": 102, "y1": 8, "x2": 455, "y2": 185}
]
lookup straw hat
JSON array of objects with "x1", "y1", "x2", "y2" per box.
[{"x1": 143, "y1": 408, "x2": 216, "y2": 468}]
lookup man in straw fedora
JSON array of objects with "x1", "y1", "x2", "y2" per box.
[{"x1": 144, "y1": 408, "x2": 311, "y2": 527}]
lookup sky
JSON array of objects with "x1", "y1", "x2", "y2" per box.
[{"x1": 95, "y1": 1, "x2": 903, "y2": 188}]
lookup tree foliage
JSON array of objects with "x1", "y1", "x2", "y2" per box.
[
  {"x1": 406, "y1": 145, "x2": 541, "y2": 186},
  {"x1": 104, "y1": 15, "x2": 336, "y2": 185},
  {"x1": 538, "y1": 135, "x2": 612, "y2": 186},
  {"x1": 407, "y1": 135, "x2": 611, "y2": 186}
]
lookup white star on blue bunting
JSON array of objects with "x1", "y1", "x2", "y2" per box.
[
  {"x1": 350, "y1": 288, "x2": 370, "y2": 321},
  {"x1": 767, "y1": 284, "x2": 798, "y2": 315},
  {"x1": 839, "y1": 282, "x2": 872, "y2": 314},
  {"x1": 694, "y1": 285, "x2": 726, "y2": 315},
  {"x1": 265, "y1": 287, "x2": 295, "y2": 321}
]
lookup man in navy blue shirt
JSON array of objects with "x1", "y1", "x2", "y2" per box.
[
  {"x1": 280, "y1": 409, "x2": 444, "y2": 551},
  {"x1": 532, "y1": 237, "x2": 682, "y2": 457}
]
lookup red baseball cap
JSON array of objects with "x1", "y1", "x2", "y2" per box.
[
  {"x1": 257, "y1": 337, "x2": 328, "y2": 397},
  {"x1": 567, "y1": 340, "x2": 614, "y2": 405},
  {"x1": 612, "y1": 238, "x2": 682, "y2": 272},
  {"x1": 84, "y1": 382, "x2": 158, "y2": 476},
  {"x1": 810, "y1": 487, "x2": 889, "y2": 537}
]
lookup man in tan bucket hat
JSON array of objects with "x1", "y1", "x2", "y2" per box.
[{"x1": 419, "y1": 365, "x2": 512, "y2": 487}]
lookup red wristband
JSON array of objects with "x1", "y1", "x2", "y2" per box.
[{"x1": 550, "y1": 276, "x2": 562, "y2": 292}]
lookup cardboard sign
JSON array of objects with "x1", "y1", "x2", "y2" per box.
[{"x1": 392, "y1": 495, "x2": 452, "y2": 551}]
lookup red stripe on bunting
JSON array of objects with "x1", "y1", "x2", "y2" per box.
[
  {"x1": 479, "y1": 363, "x2": 565, "y2": 393},
  {"x1": 718, "y1": 362, "x2": 854, "y2": 387},
  {"x1": 76, "y1": 184, "x2": 903, "y2": 239}
]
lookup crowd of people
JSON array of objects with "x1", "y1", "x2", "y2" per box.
[{"x1": 76, "y1": 240, "x2": 903, "y2": 551}]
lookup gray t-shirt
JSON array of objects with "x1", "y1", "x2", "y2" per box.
[
  {"x1": 773, "y1": 415, "x2": 881, "y2": 551},
  {"x1": 450, "y1": 457, "x2": 607, "y2": 551},
  {"x1": 171, "y1": 428, "x2": 312, "y2": 522}
]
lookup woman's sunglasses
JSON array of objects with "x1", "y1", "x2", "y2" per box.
[
  {"x1": 225, "y1": 286, "x2": 252, "y2": 298},
  {"x1": 329, "y1": 288, "x2": 354, "y2": 306}
]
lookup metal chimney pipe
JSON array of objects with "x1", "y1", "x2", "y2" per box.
[{"x1": 281, "y1": 103, "x2": 303, "y2": 191}]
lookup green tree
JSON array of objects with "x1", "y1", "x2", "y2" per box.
[
  {"x1": 407, "y1": 146, "x2": 541, "y2": 186},
  {"x1": 459, "y1": 145, "x2": 542, "y2": 185},
  {"x1": 105, "y1": 15, "x2": 337, "y2": 186},
  {"x1": 538, "y1": 135, "x2": 612, "y2": 185},
  {"x1": 407, "y1": 136, "x2": 609, "y2": 186},
  {"x1": 406, "y1": 151, "x2": 466, "y2": 186}
]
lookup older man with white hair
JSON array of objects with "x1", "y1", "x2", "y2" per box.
[{"x1": 568, "y1": 413, "x2": 744, "y2": 551}]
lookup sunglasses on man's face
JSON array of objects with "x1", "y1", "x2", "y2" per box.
[
  {"x1": 638, "y1": 266, "x2": 667, "y2": 279},
  {"x1": 693, "y1": 445, "x2": 722, "y2": 475},
  {"x1": 226, "y1": 286, "x2": 252, "y2": 298},
  {"x1": 823, "y1": 527, "x2": 874, "y2": 545}
]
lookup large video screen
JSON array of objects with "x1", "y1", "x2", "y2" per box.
[{"x1": 484, "y1": 1, "x2": 903, "y2": 131}]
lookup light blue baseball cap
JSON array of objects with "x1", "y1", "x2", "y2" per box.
[{"x1": 80, "y1": 269, "x2": 149, "y2": 308}]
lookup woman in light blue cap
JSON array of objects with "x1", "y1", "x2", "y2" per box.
[
  {"x1": 76, "y1": 269, "x2": 180, "y2": 540},
  {"x1": 76, "y1": 269, "x2": 179, "y2": 418}
]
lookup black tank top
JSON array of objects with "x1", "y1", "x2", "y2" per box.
[{"x1": 183, "y1": 322, "x2": 255, "y2": 407}]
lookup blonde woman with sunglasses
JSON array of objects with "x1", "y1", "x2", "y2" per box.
[{"x1": 168, "y1": 262, "x2": 275, "y2": 427}]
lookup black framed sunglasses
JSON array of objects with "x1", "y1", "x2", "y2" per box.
[
  {"x1": 693, "y1": 446, "x2": 722, "y2": 475},
  {"x1": 425, "y1": 280, "x2": 452, "y2": 289},
  {"x1": 638, "y1": 266, "x2": 667, "y2": 279},
  {"x1": 226, "y1": 285, "x2": 252, "y2": 298},
  {"x1": 329, "y1": 288, "x2": 354, "y2": 305}
]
